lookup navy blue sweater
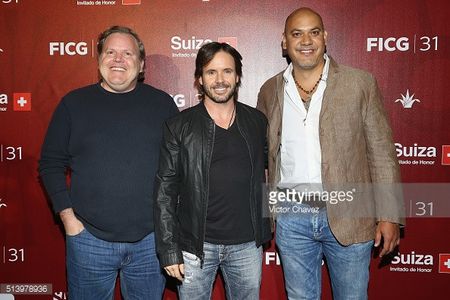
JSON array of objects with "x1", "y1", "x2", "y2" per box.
[{"x1": 39, "y1": 83, "x2": 178, "y2": 242}]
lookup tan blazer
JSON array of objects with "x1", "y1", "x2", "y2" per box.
[{"x1": 257, "y1": 57, "x2": 405, "y2": 245}]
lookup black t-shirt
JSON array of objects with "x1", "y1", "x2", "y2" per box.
[{"x1": 205, "y1": 122, "x2": 254, "y2": 244}]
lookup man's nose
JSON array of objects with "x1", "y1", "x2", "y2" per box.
[
  {"x1": 113, "y1": 52, "x2": 124, "y2": 62},
  {"x1": 300, "y1": 33, "x2": 313, "y2": 45},
  {"x1": 215, "y1": 72, "x2": 224, "y2": 82}
]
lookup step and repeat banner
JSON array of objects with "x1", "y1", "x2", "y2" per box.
[{"x1": 1, "y1": 0, "x2": 449, "y2": 299}]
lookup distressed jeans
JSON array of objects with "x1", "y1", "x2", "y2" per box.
[
  {"x1": 178, "y1": 241, "x2": 263, "y2": 300},
  {"x1": 276, "y1": 205, "x2": 373, "y2": 300}
]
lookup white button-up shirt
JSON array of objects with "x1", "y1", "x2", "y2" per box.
[{"x1": 278, "y1": 54, "x2": 330, "y2": 192}]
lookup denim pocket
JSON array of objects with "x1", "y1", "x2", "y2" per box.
[
  {"x1": 182, "y1": 251, "x2": 199, "y2": 261},
  {"x1": 66, "y1": 228, "x2": 86, "y2": 238}
]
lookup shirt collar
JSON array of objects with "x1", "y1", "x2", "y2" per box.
[{"x1": 283, "y1": 53, "x2": 330, "y2": 83}]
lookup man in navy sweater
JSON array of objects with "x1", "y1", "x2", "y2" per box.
[{"x1": 39, "y1": 26, "x2": 178, "y2": 299}]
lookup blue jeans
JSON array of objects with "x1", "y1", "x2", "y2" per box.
[
  {"x1": 276, "y1": 206, "x2": 373, "y2": 300},
  {"x1": 66, "y1": 230, "x2": 165, "y2": 300},
  {"x1": 178, "y1": 241, "x2": 262, "y2": 300}
]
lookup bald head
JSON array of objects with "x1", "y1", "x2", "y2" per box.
[
  {"x1": 284, "y1": 7, "x2": 324, "y2": 34},
  {"x1": 282, "y1": 7, "x2": 327, "y2": 72}
]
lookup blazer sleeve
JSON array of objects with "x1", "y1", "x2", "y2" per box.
[{"x1": 363, "y1": 76, "x2": 405, "y2": 225}]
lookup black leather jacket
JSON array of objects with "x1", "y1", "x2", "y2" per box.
[{"x1": 154, "y1": 101, "x2": 272, "y2": 267}]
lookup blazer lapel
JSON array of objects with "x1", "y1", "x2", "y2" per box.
[
  {"x1": 268, "y1": 72, "x2": 284, "y2": 123},
  {"x1": 320, "y1": 57, "x2": 339, "y2": 122}
]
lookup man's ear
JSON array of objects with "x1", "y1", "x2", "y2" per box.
[{"x1": 282, "y1": 32, "x2": 287, "y2": 50}]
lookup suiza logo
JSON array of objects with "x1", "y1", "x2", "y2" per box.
[
  {"x1": 442, "y1": 145, "x2": 450, "y2": 166},
  {"x1": 439, "y1": 254, "x2": 450, "y2": 274},
  {"x1": 395, "y1": 89, "x2": 420, "y2": 108},
  {"x1": 13, "y1": 93, "x2": 31, "y2": 111},
  {"x1": 391, "y1": 251, "x2": 433, "y2": 266}
]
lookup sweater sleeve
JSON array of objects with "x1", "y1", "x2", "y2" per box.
[{"x1": 38, "y1": 99, "x2": 72, "y2": 213}]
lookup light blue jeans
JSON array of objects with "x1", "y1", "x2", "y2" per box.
[
  {"x1": 276, "y1": 205, "x2": 373, "y2": 300},
  {"x1": 66, "y1": 230, "x2": 165, "y2": 300},
  {"x1": 178, "y1": 241, "x2": 262, "y2": 300}
]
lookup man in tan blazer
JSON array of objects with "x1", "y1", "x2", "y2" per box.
[{"x1": 257, "y1": 7, "x2": 405, "y2": 300}]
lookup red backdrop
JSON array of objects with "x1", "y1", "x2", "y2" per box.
[{"x1": 1, "y1": 0, "x2": 449, "y2": 299}]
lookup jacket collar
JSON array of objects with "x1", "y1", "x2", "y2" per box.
[
  {"x1": 198, "y1": 99, "x2": 242, "y2": 120},
  {"x1": 198, "y1": 100, "x2": 212, "y2": 118}
]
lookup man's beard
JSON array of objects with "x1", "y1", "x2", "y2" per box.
[{"x1": 203, "y1": 83, "x2": 237, "y2": 104}]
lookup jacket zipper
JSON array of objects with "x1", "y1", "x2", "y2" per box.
[
  {"x1": 236, "y1": 116, "x2": 257, "y2": 244},
  {"x1": 200, "y1": 119, "x2": 215, "y2": 267}
]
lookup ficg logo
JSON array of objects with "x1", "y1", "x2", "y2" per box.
[
  {"x1": 49, "y1": 42, "x2": 89, "y2": 56},
  {"x1": 1, "y1": 0, "x2": 19, "y2": 3},
  {"x1": 265, "y1": 251, "x2": 281, "y2": 265},
  {"x1": 367, "y1": 37, "x2": 409, "y2": 52},
  {"x1": 265, "y1": 251, "x2": 324, "y2": 266},
  {"x1": 170, "y1": 92, "x2": 201, "y2": 109},
  {"x1": 170, "y1": 94, "x2": 186, "y2": 108}
]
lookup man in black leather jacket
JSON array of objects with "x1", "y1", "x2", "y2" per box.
[{"x1": 154, "y1": 42, "x2": 272, "y2": 299}]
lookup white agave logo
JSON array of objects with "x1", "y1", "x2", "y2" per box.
[{"x1": 395, "y1": 89, "x2": 420, "y2": 108}]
